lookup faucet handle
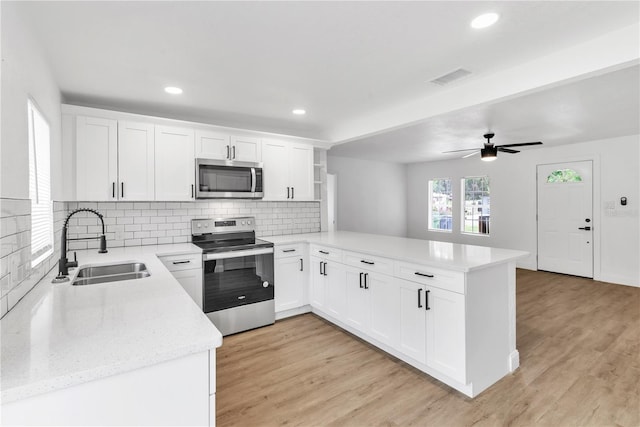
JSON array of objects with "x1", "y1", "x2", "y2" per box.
[{"x1": 68, "y1": 252, "x2": 78, "y2": 269}]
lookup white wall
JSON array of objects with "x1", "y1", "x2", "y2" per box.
[
  {"x1": 327, "y1": 155, "x2": 407, "y2": 237},
  {"x1": 1, "y1": 2, "x2": 62, "y2": 199},
  {"x1": 407, "y1": 134, "x2": 640, "y2": 287}
]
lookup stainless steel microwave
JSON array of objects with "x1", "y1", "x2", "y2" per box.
[{"x1": 195, "y1": 159, "x2": 263, "y2": 199}]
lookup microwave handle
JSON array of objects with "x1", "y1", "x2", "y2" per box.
[{"x1": 251, "y1": 168, "x2": 256, "y2": 193}]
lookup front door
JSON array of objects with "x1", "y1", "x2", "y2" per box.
[{"x1": 537, "y1": 161, "x2": 593, "y2": 278}]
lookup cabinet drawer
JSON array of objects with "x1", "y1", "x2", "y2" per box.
[
  {"x1": 343, "y1": 250, "x2": 394, "y2": 276},
  {"x1": 395, "y1": 261, "x2": 465, "y2": 294},
  {"x1": 274, "y1": 243, "x2": 305, "y2": 259},
  {"x1": 158, "y1": 253, "x2": 202, "y2": 272},
  {"x1": 310, "y1": 244, "x2": 342, "y2": 261}
]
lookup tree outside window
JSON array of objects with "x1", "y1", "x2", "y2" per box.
[
  {"x1": 462, "y1": 176, "x2": 490, "y2": 234},
  {"x1": 428, "y1": 179, "x2": 452, "y2": 231}
]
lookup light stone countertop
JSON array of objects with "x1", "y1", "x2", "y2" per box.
[
  {"x1": 1, "y1": 243, "x2": 222, "y2": 404},
  {"x1": 264, "y1": 231, "x2": 528, "y2": 272}
]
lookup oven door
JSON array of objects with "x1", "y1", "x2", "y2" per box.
[
  {"x1": 196, "y1": 159, "x2": 263, "y2": 199},
  {"x1": 203, "y1": 247, "x2": 274, "y2": 314}
]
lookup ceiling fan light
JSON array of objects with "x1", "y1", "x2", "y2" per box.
[{"x1": 480, "y1": 147, "x2": 497, "y2": 161}]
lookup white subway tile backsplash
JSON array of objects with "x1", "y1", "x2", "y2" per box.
[{"x1": 65, "y1": 200, "x2": 320, "y2": 249}]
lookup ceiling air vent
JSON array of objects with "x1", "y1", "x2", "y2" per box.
[{"x1": 430, "y1": 68, "x2": 472, "y2": 86}]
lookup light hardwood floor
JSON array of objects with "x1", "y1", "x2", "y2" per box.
[{"x1": 217, "y1": 269, "x2": 639, "y2": 426}]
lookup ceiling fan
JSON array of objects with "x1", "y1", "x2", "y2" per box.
[{"x1": 443, "y1": 133, "x2": 543, "y2": 161}]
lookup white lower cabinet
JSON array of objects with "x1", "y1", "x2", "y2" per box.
[
  {"x1": 324, "y1": 262, "x2": 347, "y2": 320},
  {"x1": 275, "y1": 255, "x2": 307, "y2": 312},
  {"x1": 158, "y1": 253, "x2": 203, "y2": 309},
  {"x1": 396, "y1": 278, "x2": 466, "y2": 383},
  {"x1": 344, "y1": 268, "x2": 398, "y2": 348},
  {"x1": 425, "y1": 285, "x2": 466, "y2": 383},
  {"x1": 309, "y1": 256, "x2": 326, "y2": 309}
]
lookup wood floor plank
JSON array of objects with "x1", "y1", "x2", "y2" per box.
[{"x1": 216, "y1": 269, "x2": 640, "y2": 426}]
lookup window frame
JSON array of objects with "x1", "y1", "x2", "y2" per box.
[
  {"x1": 427, "y1": 178, "x2": 453, "y2": 233},
  {"x1": 28, "y1": 97, "x2": 54, "y2": 267},
  {"x1": 461, "y1": 175, "x2": 491, "y2": 236}
]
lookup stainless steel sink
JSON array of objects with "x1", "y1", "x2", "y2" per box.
[{"x1": 72, "y1": 262, "x2": 150, "y2": 286}]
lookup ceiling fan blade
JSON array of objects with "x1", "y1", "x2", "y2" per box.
[
  {"x1": 496, "y1": 141, "x2": 543, "y2": 148},
  {"x1": 442, "y1": 148, "x2": 479, "y2": 153},
  {"x1": 462, "y1": 151, "x2": 479, "y2": 158},
  {"x1": 497, "y1": 147, "x2": 520, "y2": 154}
]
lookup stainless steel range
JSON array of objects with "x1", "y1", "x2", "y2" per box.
[{"x1": 191, "y1": 217, "x2": 274, "y2": 336}]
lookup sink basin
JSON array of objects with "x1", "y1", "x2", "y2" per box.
[{"x1": 72, "y1": 262, "x2": 150, "y2": 286}]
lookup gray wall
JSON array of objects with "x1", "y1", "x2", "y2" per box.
[{"x1": 327, "y1": 155, "x2": 407, "y2": 237}]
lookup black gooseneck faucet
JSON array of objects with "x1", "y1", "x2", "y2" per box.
[{"x1": 56, "y1": 208, "x2": 108, "y2": 280}]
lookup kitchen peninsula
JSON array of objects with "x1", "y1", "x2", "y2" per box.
[{"x1": 268, "y1": 231, "x2": 528, "y2": 397}]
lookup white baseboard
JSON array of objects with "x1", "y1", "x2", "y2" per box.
[{"x1": 509, "y1": 350, "x2": 520, "y2": 372}]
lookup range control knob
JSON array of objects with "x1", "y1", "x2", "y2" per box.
[
  {"x1": 247, "y1": 220, "x2": 252, "y2": 225},
  {"x1": 262, "y1": 281, "x2": 269, "y2": 288},
  {"x1": 241, "y1": 221, "x2": 246, "y2": 225},
  {"x1": 197, "y1": 223, "x2": 202, "y2": 228}
]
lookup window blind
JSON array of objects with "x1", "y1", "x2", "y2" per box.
[{"x1": 28, "y1": 99, "x2": 54, "y2": 267}]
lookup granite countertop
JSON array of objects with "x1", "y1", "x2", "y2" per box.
[
  {"x1": 1, "y1": 243, "x2": 222, "y2": 404},
  {"x1": 264, "y1": 231, "x2": 528, "y2": 272}
]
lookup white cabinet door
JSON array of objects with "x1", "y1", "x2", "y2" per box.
[
  {"x1": 76, "y1": 116, "x2": 118, "y2": 201},
  {"x1": 289, "y1": 143, "x2": 314, "y2": 201},
  {"x1": 118, "y1": 121, "x2": 155, "y2": 201},
  {"x1": 275, "y1": 256, "x2": 305, "y2": 312},
  {"x1": 309, "y1": 256, "x2": 325, "y2": 309},
  {"x1": 426, "y1": 286, "x2": 466, "y2": 383},
  {"x1": 368, "y1": 273, "x2": 399, "y2": 348},
  {"x1": 172, "y1": 269, "x2": 203, "y2": 310},
  {"x1": 230, "y1": 136, "x2": 261, "y2": 162},
  {"x1": 324, "y1": 261, "x2": 347, "y2": 321},
  {"x1": 262, "y1": 139, "x2": 289, "y2": 200},
  {"x1": 344, "y1": 268, "x2": 370, "y2": 332},
  {"x1": 195, "y1": 130, "x2": 230, "y2": 160},
  {"x1": 397, "y1": 279, "x2": 426, "y2": 363},
  {"x1": 155, "y1": 126, "x2": 195, "y2": 201}
]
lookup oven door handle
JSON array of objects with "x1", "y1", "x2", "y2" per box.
[{"x1": 203, "y1": 247, "x2": 274, "y2": 261}]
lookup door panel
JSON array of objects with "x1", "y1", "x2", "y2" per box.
[
  {"x1": 325, "y1": 261, "x2": 347, "y2": 320},
  {"x1": 289, "y1": 144, "x2": 314, "y2": 200},
  {"x1": 261, "y1": 140, "x2": 289, "y2": 200},
  {"x1": 398, "y1": 279, "x2": 426, "y2": 363},
  {"x1": 230, "y1": 136, "x2": 261, "y2": 162},
  {"x1": 309, "y1": 256, "x2": 325, "y2": 309},
  {"x1": 426, "y1": 286, "x2": 466, "y2": 383},
  {"x1": 118, "y1": 121, "x2": 155, "y2": 201},
  {"x1": 537, "y1": 161, "x2": 593, "y2": 277},
  {"x1": 275, "y1": 256, "x2": 305, "y2": 312},
  {"x1": 344, "y1": 268, "x2": 370, "y2": 332},
  {"x1": 155, "y1": 126, "x2": 195, "y2": 201},
  {"x1": 368, "y1": 273, "x2": 399, "y2": 348},
  {"x1": 76, "y1": 116, "x2": 117, "y2": 201},
  {"x1": 195, "y1": 130, "x2": 229, "y2": 160}
]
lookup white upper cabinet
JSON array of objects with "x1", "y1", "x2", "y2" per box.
[
  {"x1": 262, "y1": 140, "x2": 290, "y2": 200},
  {"x1": 262, "y1": 140, "x2": 314, "y2": 201},
  {"x1": 195, "y1": 130, "x2": 230, "y2": 160},
  {"x1": 196, "y1": 131, "x2": 261, "y2": 162},
  {"x1": 76, "y1": 116, "x2": 118, "y2": 201},
  {"x1": 230, "y1": 136, "x2": 261, "y2": 162},
  {"x1": 118, "y1": 121, "x2": 155, "y2": 201},
  {"x1": 155, "y1": 125, "x2": 195, "y2": 201}
]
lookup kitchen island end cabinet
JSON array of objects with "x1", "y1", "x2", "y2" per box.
[
  {"x1": 266, "y1": 231, "x2": 527, "y2": 398},
  {"x1": 1, "y1": 350, "x2": 217, "y2": 426}
]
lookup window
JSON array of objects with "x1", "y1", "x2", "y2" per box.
[
  {"x1": 428, "y1": 178, "x2": 452, "y2": 231},
  {"x1": 462, "y1": 176, "x2": 490, "y2": 235},
  {"x1": 28, "y1": 99, "x2": 54, "y2": 267},
  {"x1": 546, "y1": 168, "x2": 582, "y2": 183}
]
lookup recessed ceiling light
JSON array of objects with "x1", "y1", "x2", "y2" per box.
[
  {"x1": 164, "y1": 86, "x2": 183, "y2": 95},
  {"x1": 292, "y1": 109, "x2": 306, "y2": 115},
  {"x1": 471, "y1": 13, "x2": 499, "y2": 29}
]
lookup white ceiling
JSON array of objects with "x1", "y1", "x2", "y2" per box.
[
  {"x1": 14, "y1": 1, "x2": 640, "y2": 159},
  {"x1": 330, "y1": 64, "x2": 640, "y2": 163}
]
